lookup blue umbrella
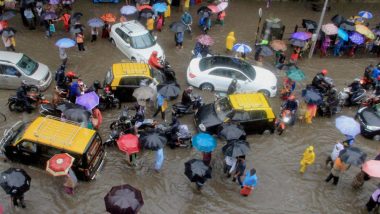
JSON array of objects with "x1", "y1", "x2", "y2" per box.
[
  {"x1": 337, "y1": 28, "x2": 348, "y2": 41},
  {"x1": 120, "y1": 5, "x2": 137, "y2": 15},
  {"x1": 55, "y1": 38, "x2": 76, "y2": 48},
  {"x1": 152, "y1": 3, "x2": 167, "y2": 13},
  {"x1": 192, "y1": 133, "x2": 217, "y2": 153},
  {"x1": 75, "y1": 91, "x2": 100, "y2": 111},
  {"x1": 291, "y1": 32, "x2": 311, "y2": 41},
  {"x1": 358, "y1": 11, "x2": 373, "y2": 19},
  {"x1": 87, "y1": 18, "x2": 104, "y2": 28},
  {"x1": 302, "y1": 88, "x2": 323, "y2": 105},
  {"x1": 232, "y1": 43, "x2": 252, "y2": 53},
  {"x1": 335, "y1": 116, "x2": 360, "y2": 137},
  {"x1": 349, "y1": 32, "x2": 364, "y2": 45}
]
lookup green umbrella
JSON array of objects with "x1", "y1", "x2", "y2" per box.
[{"x1": 286, "y1": 68, "x2": 305, "y2": 81}]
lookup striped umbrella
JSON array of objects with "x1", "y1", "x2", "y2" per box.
[
  {"x1": 349, "y1": 32, "x2": 365, "y2": 45},
  {"x1": 232, "y1": 43, "x2": 252, "y2": 53},
  {"x1": 358, "y1": 11, "x2": 373, "y2": 19}
]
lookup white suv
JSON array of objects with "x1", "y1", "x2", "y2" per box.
[{"x1": 110, "y1": 20, "x2": 165, "y2": 62}]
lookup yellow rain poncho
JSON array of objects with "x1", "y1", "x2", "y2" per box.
[
  {"x1": 299, "y1": 146, "x2": 316, "y2": 173},
  {"x1": 226, "y1": 32, "x2": 236, "y2": 51}
]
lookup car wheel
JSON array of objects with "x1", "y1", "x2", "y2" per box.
[
  {"x1": 200, "y1": 83, "x2": 214, "y2": 92},
  {"x1": 259, "y1": 89, "x2": 270, "y2": 97},
  {"x1": 110, "y1": 38, "x2": 116, "y2": 46},
  {"x1": 373, "y1": 135, "x2": 380, "y2": 141},
  {"x1": 131, "y1": 57, "x2": 137, "y2": 62}
]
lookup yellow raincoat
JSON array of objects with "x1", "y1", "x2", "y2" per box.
[
  {"x1": 226, "y1": 32, "x2": 236, "y2": 51},
  {"x1": 164, "y1": 0, "x2": 171, "y2": 17},
  {"x1": 299, "y1": 146, "x2": 315, "y2": 173},
  {"x1": 146, "y1": 18, "x2": 154, "y2": 31}
]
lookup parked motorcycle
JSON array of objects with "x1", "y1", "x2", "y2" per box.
[
  {"x1": 109, "y1": 108, "x2": 156, "y2": 134},
  {"x1": 98, "y1": 87, "x2": 121, "y2": 111},
  {"x1": 338, "y1": 87, "x2": 367, "y2": 107},
  {"x1": 275, "y1": 110, "x2": 293, "y2": 135},
  {"x1": 172, "y1": 95, "x2": 203, "y2": 117},
  {"x1": 8, "y1": 90, "x2": 49, "y2": 113}
]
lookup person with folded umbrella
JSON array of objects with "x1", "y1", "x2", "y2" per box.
[
  {"x1": 299, "y1": 146, "x2": 315, "y2": 174},
  {"x1": 325, "y1": 157, "x2": 349, "y2": 185}
]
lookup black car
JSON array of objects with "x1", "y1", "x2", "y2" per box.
[{"x1": 357, "y1": 105, "x2": 380, "y2": 140}]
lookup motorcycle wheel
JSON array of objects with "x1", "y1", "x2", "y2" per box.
[
  {"x1": 110, "y1": 121, "x2": 118, "y2": 130},
  {"x1": 8, "y1": 101, "x2": 23, "y2": 112}
]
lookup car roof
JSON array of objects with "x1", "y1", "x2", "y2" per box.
[
  {"x1": 0, "y1": 51, "x2": 23, "y2": 64},
  {"x1": 112, "y1": 62, "x2": 152, "y2": 78},
  {"x1": 228, "y1": 93, "x2": 272, "y2": 111},
  {"x1": 114, "y1": 21, "x2": 148, "y2": 37},
  {"x1": 20, "y1": 117, "x2": 95, "y2": 154},
  {"x1": 200, "y1": 56, "x2": 256, "y2": 79}
]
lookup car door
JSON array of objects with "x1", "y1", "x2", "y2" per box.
[
  {"x1": 116, "y1": 76, "x2": 138, "y2": 101},
  {"x1": 248, "y1": 110, "x2": 268, "y2": 133},
  {"x1": 114, "y1": 28, "x2": 132, "y2": 57},
  {"x1": 208, "y1": 68, "x2": 233, "y2": 91},
  {"x1": 0, "y1": 64, "x2": 23, "y2": 89},
  {"x1": 17, "y1": 140, "x2": 39, "y2": 165},
  {"x1": 230, "y1": 70, "x2": 252, "y2": 92}
]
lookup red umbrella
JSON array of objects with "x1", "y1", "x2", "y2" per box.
[
  {"x1": 117, "y1": 134, "x2": 140, "y2": 154},
  {"x1": 138, "y1": 4, "x2": 152, "y2": 11},
  {"x1": 101, "y1": 13, "x2": 116, "y2": 23},
  {"x1": 363, "y1": 160, "x2": 380, "y2": 178},
  {"x1": 46, "y1": 153, "x2": 75, "y2": 176},
  {"x1": 197, "y1": 34, "x2": 214, "y2": 46}
]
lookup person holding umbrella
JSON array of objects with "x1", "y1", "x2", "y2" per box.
[{"x1": 1, "y1": 168, "x2": 31, "y2": 208}]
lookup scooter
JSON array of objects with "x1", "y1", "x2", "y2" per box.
[
  {"x1": 172, "y1": 95, "x2": 203, "y2": 117},
  {"x1": 109, "y1": 108, "x2": 156, "y2": 134},
  {"x1": 275, "y1": 110, "x2": 293, "y2": 135},
  {"x1": 98, "y1": 87, "x2": 121, "y2": 111},
  {"x1": 8, "y1": 91, "x2": 49, "y2": 113}
]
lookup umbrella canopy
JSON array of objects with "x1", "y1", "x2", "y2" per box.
[
  {"x1": 157, "y1": 83, "x2": 180, "y2": 99},
  {"x1": 259, "y1": 45, "x2": 273, "y2": 56},
  {"x1": 0, "y1": 168, "x2": 31, "y2": 195},
  {"x1": 355, "y1": 24, "x2": 375, "y2": 39},
  {"x1": 290, "y1": 39, "x2": 306, "y2": 47},
  {"x1": 104, "y1": 184, "x2": 144, "y2": 214},
  {"x1": 55, "y1": 38, "x2": 76, "y2": 48},
  {"x1": 291, "y1": 32, "x2": 312, "y2": 41},
  {"x1": 302, "y1": 19, "x2": 317, "y2": 30},
  {"x1": 140, "y1": 8, "x2": 154, "y2": 18},
  {"x1": 56, "y1": 102, "x2": 85, "y2": 112},
  {"x1": 322, "y1": 23, "x2": 338, "y2": 35},
  {"x1": 218, "y1": 123, "x2": 246, "y2": 141},
  {"x1": 120, "y1": 5, "x2": 137, "y2": 15},
  {"x1": 337, "y1": 28, "x2": 349, "y2": 41},
  {"x1": 286, "y1": 68, "x2": 305, "y2": 81},
  {"x1": 232, "y1": 43, "x2": 252, "y2": 53},
  {"x1": 184, "y1": 159, "x2": 212, "y2": 182},
  {"x1": 270, "y1": 40, "x2": 287, "y2": 51},
  {"x1": 152, "y1": 3, "x2": 167, "y2": 13},
  {"x1": 169, "y1": 21, "x2": 187, "y2": 33},
  {"x1": 192, "y1": 133, "x2": 217, "y2": 152},
  {"x1": 207, "y1": 5, "x2": 218, "y2": 13},
  {"x1": 217, "y1": 2, "x2": 228, "y2": 12},
  {"x1": 222, "y1": 140, "x2": 250, "y2": 157},
  {"x1": 101, "y1": 13, "x2": 116, "y2": 23},
  {"x1": 349, "y1": 32, "x2": 365, "y2": 45},
  {"x1": 117, "y1": 134, "x2": 140, "y2": 154},
  {"x1": 140, "y1": 131, "x2": 167, "y2": 151},
  {"x1": 138, "y1": 4, "x2": 152, "y2": 11},
  {"x1": 339, "y1": 22, "x2": 355, "y2": 32},
  {"x1": 331, "y1": 14, "x2": 346, "y2": 26},
  {"x1": 49, "y1": 0, "x2": 59, "y2": 4},
  {"x1": 0, "y1": 11, "x2": 15, "y2": 21},
  {"x1": 302, "y1": 88, "x2": 323, "y2": 104},
  {"x1": 362, "y1": 160, "x2": 380, "y2": 178},
  {"x1": 339, "y1": 147, "x2": 367, "y2": 166},
  {"x1": 46, "y1": 153, "x2": 75, "y2": 176},
  {"x1": 87, "y1": 18, "x2": 104, "y2": 28},
  {"x1": 75, "y1": 91, "x2": 99, "y2": 111},
  {"x1": 62, "y1": 108, "x2": 91, "y2": 125},
  {"x1": 197, "y1": 34, "x2": 214, "y2": 46},
  {"x1": 358, "y1": 11, "x2": 373, "y2": 19},
  {"x1": 133, "y1": 86, "x2": 156, "y2": 101},
  {"x1": 335, "y1": 116, "x2": 360, "y2": 137},
  {"x1": 43, "y1": 12, "x2": 57, "y2": 20}
]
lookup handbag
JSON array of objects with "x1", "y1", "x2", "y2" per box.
[
  {"x1": 240, "y1": 186, "x2": 253, "y2": 196},
  {"x1": 49, "y1": 24, "x2": 56, "y2": 33}
]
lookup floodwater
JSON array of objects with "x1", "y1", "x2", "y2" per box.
[{"x1": 1, "y1": 1, "x2": 380, "y2": 213}]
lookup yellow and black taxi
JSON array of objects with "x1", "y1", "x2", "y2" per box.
[
  {"x1": 194, "y1": 93, "x2": 276, "y2": 134},
  {"x1": 104, "y1": 62, "x2": 164, "y2": 101},
  {"x1": 0, "y1": 116, "x2": 105, "y2": 181}
]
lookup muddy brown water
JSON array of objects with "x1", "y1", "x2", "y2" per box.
[{"x1": 1, "y1": 1, "x2": 380, "y2": 213}]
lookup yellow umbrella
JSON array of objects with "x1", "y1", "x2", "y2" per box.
[{"x1": 355, "y1": 24, "x2": 375, "y2": 40}]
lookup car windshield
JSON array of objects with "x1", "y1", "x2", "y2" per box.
[
  {"x1": 0, "y1": 121, "x2": 26, "y2": 147},
  {"x1": 199, "y1": 56, "x2": 256, "y2": 80},
  {"x1": 16, "y1": 55, "x2": 38, "y2": 76},
  {"x1": 130, "y1": 33, "x2": 156, "y2": 49},
  {"x1": 214, "y1": 97, "x2": 233, "y2": 121}
]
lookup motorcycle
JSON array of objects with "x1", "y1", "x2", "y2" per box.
[
  {"x1": 104, "y1": 129, "x2": 122, "y2": 146},
  {"x1": 109, "y1": 108, "x2": 156, "y2": 134},
  {"x1": 275, "y1": 110, "x2": 293, "y2": 135},
  {"x1": 359, "y1": 94, "x2": 380, "y2": 108},
  {"x1": 8, "y1": 90, "x2": 49, "y2": 113},
  {"x1": 155, "y1": 123, "x2": 192, "y2": 149},
  {"x1": 338, "y1": 87, "x2": 367, "y2": 107},
  {"x1": 360, "y1": 77, "x2": 373, "y2": 90},
  {"x1": 172, "y1": 95, "x2": 203, "y2": 117},
  {"x1": 159, "y1": 59, "x2": 176, "y2": 83},
  {"x1": 98, "y1": 87, "x2": 121, "y2": 111}
]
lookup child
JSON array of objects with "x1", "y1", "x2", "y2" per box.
[
  {"x1": 241, "y1": 168, "x2": 258, "y2": 197},
  {"x1": 299, "y1": 146, "x2": 315, "y2": 173},
  {"x1": 91, "y1": 27, "x2": 98, "y2": 42},
  {"x1": 76, "y1": 33, "x2": 85, "y2": 51},
  {"x1": 64, "y1": 168, "x2": 78, "y2": 195}
]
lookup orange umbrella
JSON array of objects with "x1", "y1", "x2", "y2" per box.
[
  {"x1": 362, "y1": 160, "x2": 380, "y2": 178},
  {"x1": 101, "y1": 13, "x2": 116, "y2": 23}
]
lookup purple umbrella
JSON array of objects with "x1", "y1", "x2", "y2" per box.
[
  {"x1": 49, "y1": 0, "x2": 60, "y2": 5},
  {"x1": 43, "y1": 12, "x2": 57, "y2": 20},
  {"x1": 291, "y1": 32, "x2": 312, "y2": 41},
  {"x1": 75, "y1": 91, "x2": 99, "y2": 111},
  {"x1": 349, "y1": 32, "x2": 365, "y2": 45}
]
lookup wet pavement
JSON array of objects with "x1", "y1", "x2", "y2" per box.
[{"x1": 1, "y1": 1, "x2": 380, "y2": 213}]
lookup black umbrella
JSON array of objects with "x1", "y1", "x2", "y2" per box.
[
  {"x1": 259, "y1": 45, "x2": 273, "y2": 57},
  {"x1": 339, "y1": 147, "x2": 367, "y2": 166},
  {"x1": 218, "y1": 123, "x2": 246, "y2": 141},
  {"x1": 290, "y1": 39, "x2": 306, "y2": 47},
  {"x1": 339, "y1": 21, "x2": 355, "y2": 32},
  {"x1": 140, "y1": 8, "x2": 154, "y2": 19},
  {"x1": 0, "y1": 168, "x2": 31, "y2": 195},
  {"x1": 158, "y1": 83, "x2": 180, "y2": 99},
  {"x1": 331, "y1": 14, "x2": 346, "y2": 26},
  {"x1": 0, "y1": 11, "x2": 16, "y2": 21},
  {"x1": 184, "y1": 159, "x2": 212, "y2": 182},
  {"x1": 62, "y1": 108, "x2": 91, "y2": 125},
  {"x1": 302, "y1": 19, "x2": 317, "y2": 30},
  {"x1": 222, "y1": 140, "x2": 250, "y2": 157},
  {"x1": 56, "y1": 102, "x2": 85, "y2": 112},
  {"x1": 170, "y1": 21, "x2": 187, "y2": 33},
  {"x1": 104, "y1": 184, "x2": 144, "y2": 214},
  {"x1": 140, "y1": 131, "x2": 167, "y2": 150},
  {"x1": 301, "y1": 88, "x2": 323, "y2": 105}
]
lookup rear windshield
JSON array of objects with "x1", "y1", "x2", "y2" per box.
[
  {"x1": 17, "y1": 55, "x2": 38, "y2": 76},
  {"x1": 86, "y1": 134, "x2": 101, "y2": 164},
  {"x1": 199, "y1": 56, "x2": 256, "y2": 80},
  {"x1": 131, "y1": 33, "x2": 156, "y2": 49}
]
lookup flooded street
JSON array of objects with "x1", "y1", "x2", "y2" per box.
[{"x1": 1, "y1": 1, "x2": 380, "y2": 213}]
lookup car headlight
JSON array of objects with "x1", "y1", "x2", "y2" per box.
[
  {"x1": 198, "y1": 123, "x2": 206, "y2": 132},
  {"x1": 271, "y1": 86, "x2": 277, "y2": 90},
  {"x1": 366, "y1": 125, "x2": 380, "y2": 131}
]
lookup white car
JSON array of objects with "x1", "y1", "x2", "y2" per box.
[
  {"x1": 110, "y1": 21, "x2": 165, "y2": 62},
  {"x1": 186, "y1": 56, "x2": 277, "y2": 97},
  {"x1": 0, "y1": 51, "x2": 52, "y2": 91}
]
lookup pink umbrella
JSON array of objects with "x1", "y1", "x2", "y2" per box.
[
  {"x1": 217, "y1": 2, "x2": 228, "y2": 12},
  {"x1": 321, "y1": 23, "x2": 338, "y2": 35},
  {"x1": 363, "y1": 160, "x2": 380, "y2": 178},
  {"x1": 197, "y1": 34, "x2": 214, "y2": 46},
  {"x1": 207, "y1": 5, "x2": 218, "y2": 13}
]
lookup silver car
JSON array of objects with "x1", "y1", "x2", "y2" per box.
[{"x1": 0, "y1": 51, "x2": 52, "y2": 91}]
